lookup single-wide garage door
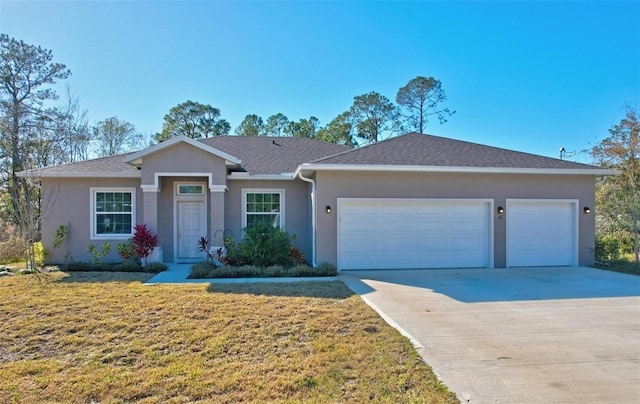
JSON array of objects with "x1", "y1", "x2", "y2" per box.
[
  {"x1": 338, "y1": 199, "x2": 492, "y2": 270},
  {"x1": 507, "y1": 200, "x2": 577, "y2": 267}
]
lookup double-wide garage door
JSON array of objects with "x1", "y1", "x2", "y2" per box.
[{"x1": 338, "y1": 199, "x2": 492, "y2": 270}]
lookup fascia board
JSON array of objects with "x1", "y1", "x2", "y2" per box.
[
  {"x1": 122, "y1": 135, "x2": 242, "y2": 165},
  {"x1": 17, "y1": 171, "x2": 142, "y2": 179},
  {"x1": 227, "y1": 173, "x2": 294, "y2": 180},
  {"x1": 294, "y1": 164, "x2": 619, "y2": 176}
]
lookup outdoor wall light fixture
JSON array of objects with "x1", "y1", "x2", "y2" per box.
[
  {"x1": 584, "y1": 206, "x2": 591, "y2": 214},
  {"x1": 497, "y1": 206, "x2": 504, "y2": 214},
  {"x1": 326, "y1": 205, "x2": 332, "y2": 214}
]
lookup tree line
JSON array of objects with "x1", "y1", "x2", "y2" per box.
[{"x1": 153, "y1": 77, "x2": 454, "y2": 147}]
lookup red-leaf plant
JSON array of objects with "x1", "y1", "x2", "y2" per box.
[{"x1": 132, "y1": 224, "x2": 159, "y2": 260}]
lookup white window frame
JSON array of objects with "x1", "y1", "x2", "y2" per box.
[
  {"x1": 176, "y1": 182, "x2": 205, "y2": 196},
  {"x1": 241, "y1": 188, "x2": 285, "y2": 229},
  {"x1": 90, "y1": 187, "x2": 136, "y2": 240}
]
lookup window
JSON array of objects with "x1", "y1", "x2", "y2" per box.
[
  {"x1": 242, "y1": 189, "x2": 284, "y2": 229},
  {"x1": 177, "y1": 184, "x2": 204, "y2": 195},
  {"x1": 90, "y1": 188, "x2": 135, "y2": 239}
]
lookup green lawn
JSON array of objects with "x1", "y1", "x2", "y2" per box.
[{"x1": 0, "y1": 271, "x2": 458, "y2": 403}]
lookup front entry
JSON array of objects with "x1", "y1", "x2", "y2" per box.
[{"x1": 177, "y1": 201, "x2": 205, "y2": 260}]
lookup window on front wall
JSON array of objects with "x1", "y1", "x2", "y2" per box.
[
  {"x1": 177, "y1": 184, "x2": 204, "y2": 195},
  {"x1": 242, "y1": 189, "x2": 284, "y2": 229},
  {"x1": 91, "y1": 188, "x2": 135, "y2": 239}
]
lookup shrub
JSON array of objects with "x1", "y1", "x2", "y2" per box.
[
  {"x1": 188, "y1": 261, "x2": 218, "y2": 279},
  {"x1": 0, "y1": 219, "x2": 25, "y2": 264},
  {"x1": 596, "y1": 235, "x2": 620, "y2": 262},
  {"x1": 288, "y1": 246, "x2": 307, "y2": 266},
  {"x1": 263, "y1": 265, "x2": 291, "y2": 277},
  {"x1": 221, "y1": 234, "x2": 245, "y2": 266},
  {"x1": 288, "y1": 263, "x2": 337, "y2": 277},
  {"x1": 87, "y1": 242, "x2": 111, "y2": 265},
  {"x1": 314, "y1": 262, "x2": 338, "y2": 276},
  {"x1": 53, "y1": 225, "x2": 68, "y2": 250},
  {"x1": 197, "y1": 236, "x2": 217, "y2": 262},
  {"x1": 64, "y1": 261, "x2": 165, "y2": 273},
  {"x1": 188, "y1": 262, "x2": 337, "y2": 279},
  {"x1": 67, "y1": 262, "x2": 104, "y2": 272},
  {"x1": 241, "y1": 223, "x2": 290, "y2": 268},
  {"x1": 117, "y1": 240, "x2": 138, "y2": 263},
  {"x1": 144, "y1": 262, "x2": 168, "y2": 273},
  {"x1": 32, "y1": 241, "x2": 48, "y2": 267},
  {"x1": 619, "y1": 232, "x2": 636, "y2": 255},
  {"x1": 132, "y1": 224, "x2": 159, "y2": 261},
  {"x1": 112, "y1": 262, "x2": 142, "y2": 272}
]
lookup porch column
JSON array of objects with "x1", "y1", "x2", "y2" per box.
[
  {"x1": 142, "y1": 188, "x2": 159, "y2": 234},
  {"x1": 209, "y1": 186, "x2": 226, "y2": 247}
]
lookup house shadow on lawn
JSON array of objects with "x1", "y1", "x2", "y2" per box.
[
  {"x1": 206, "y1": 280, "x2": 356, "y2": 299},
  {"x1": 340, "y1": 266, "x2": 640, "y2": 303}
]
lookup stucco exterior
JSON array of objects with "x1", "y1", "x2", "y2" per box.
[
  {"x1": 41, "y1": 177, "x2": 143, "y2": 263},
  {"x1": 225, "y1": 179, "x2": 312, "y2": 260},
  {"x1": 314, "y1": 171, "x2": 596, "y2": 268},
  {"x1": 39, "y1": 140, "x2": 314, "y2": 264},
  {"x1": 28, "y1": 133, "x2": 610, "y2": 269}
]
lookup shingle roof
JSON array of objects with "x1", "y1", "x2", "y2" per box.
[
  {"x1": 20, "y1": 132, "x2": 606, "y2": 178},
  {"x1": 310, "y1": 132, "x2": 601, "y2": 170},
  {"x1": 199, "y1": 136, "x2": 349, "y2": 174},
  {"x1": 24, "y1": 152, "x2": 139, "y2": 175},
  {"x1": 20, "y1": 136, "x2": 351, "y2": 177}
]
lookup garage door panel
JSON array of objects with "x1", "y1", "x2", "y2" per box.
[
  {"x1": 507, "y1": 201, "x2": 576, "y2": 267},
  {"x1": 338, "y1": 199, "x2": 491, "y2": 270}
]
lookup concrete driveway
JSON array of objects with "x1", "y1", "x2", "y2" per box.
[{"x1": 340, "y1": 267, "x2": 640, "y2": 404}]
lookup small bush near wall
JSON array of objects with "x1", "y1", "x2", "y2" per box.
[
  {"x1": 32, "y1": 242, "x2": 48, "y2": 267},
  {"x1": 189, "y1": 223, "x2": 336, "y2": 279},
  {"x1": 240, "y1": 224, "x2": 291, "y2": 267},
  {"x1": 188, "y1": 262, "x2": 337, "y2": 279},
  {"x1": 595, "y1": 235, "x2": 620, "y2": 262}
]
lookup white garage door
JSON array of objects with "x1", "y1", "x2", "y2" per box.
[
  {"x1": 507, "y1": 200, "x2": 577, "y2": 267},
  {"x1": 338, "y1": 199, "x2": 492, "y2": 270}
]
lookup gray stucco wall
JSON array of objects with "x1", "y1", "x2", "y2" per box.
[
  {"x1": 225, "y1": 179, "x2": 312, "y2": 262},
  {"x1": 141, "y1": 143, "x2": 227, "y2": 186},
  {"x1": 140, "y1": 143, "x2": 228, "y2": 262},
  {"x1": 315, "y1": 171, "x2": 596, "y2": 268},
  {"x1": 41, "y1": 177, "x2": 143, "y2": 264}
]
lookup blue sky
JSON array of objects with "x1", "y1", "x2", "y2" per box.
[{"x1": 1, "y1": 1, "x2": 638, "y2": 162}]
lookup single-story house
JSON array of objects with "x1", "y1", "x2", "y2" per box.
[{"x1": 19, "y1": 132, "x2": 615, "y2": 270}]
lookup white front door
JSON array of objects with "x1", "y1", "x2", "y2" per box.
[{"x1": 177, "y1": 201, "x2": 205, "y2": 260}]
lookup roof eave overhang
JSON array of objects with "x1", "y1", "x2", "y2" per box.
[
  {"x1": 294, "y1": 164, "x2": 619, "y2": 176},
  {"x1": 122, "y1": 135, "x2": 242, "y2": 167},
  {"x1": 227, "y1": 173, "x2": 294, "y2": 181},
  {"x1": 17, "y1": 171, "x2": 142, "y2": 179}
]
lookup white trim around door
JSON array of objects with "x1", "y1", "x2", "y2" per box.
[{"x1": 174, "y1": 181, "x2": 207, "y2": 263}]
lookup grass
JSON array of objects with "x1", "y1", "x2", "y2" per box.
[{"x1": 0, "y1": 271, "x2": 458, "y2": 403}]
